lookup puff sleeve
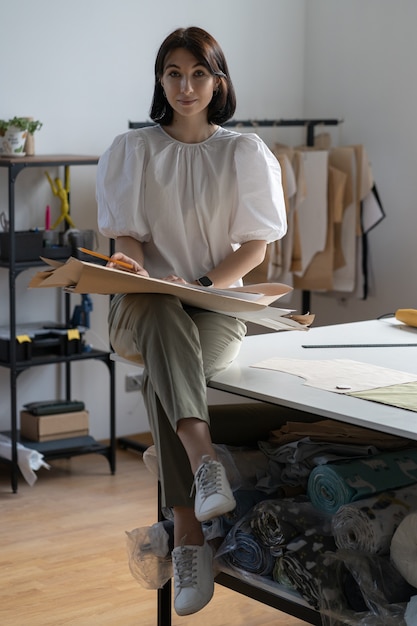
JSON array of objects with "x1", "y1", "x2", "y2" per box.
[
  {"x1": 230, "y1": 133, "x2": 287, "y2": 245},
  {"x1": 96, "y1": 131, "x2": 150, "y2": 241}
]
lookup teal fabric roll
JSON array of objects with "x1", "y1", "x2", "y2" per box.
[{"x1": 307, "y1": 448, "x2": 417, "y2": 514}]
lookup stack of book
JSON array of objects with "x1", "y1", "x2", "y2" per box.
[{"x1": 20, "y1": 400, "x2": 89, "y2": 442}]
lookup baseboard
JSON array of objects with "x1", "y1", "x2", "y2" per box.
[{"x1": 118, "y1": 431, "x2": 153, "y2": 453}]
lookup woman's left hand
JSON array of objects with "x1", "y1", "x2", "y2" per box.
[{"x1": 162, "y1": 274, "x2": 188, "y2": 284}]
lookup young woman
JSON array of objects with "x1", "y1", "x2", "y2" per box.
[{"x1": 96, "y1": 26, "x2": 286, "y2": 616}]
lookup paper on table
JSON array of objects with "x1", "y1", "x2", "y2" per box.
[
  {"x1": 221, "y1": 307, "x2": 311, "y2": 331},
  {"x1": 251, "y1": 357, "x2": 417, "y2": 393}
]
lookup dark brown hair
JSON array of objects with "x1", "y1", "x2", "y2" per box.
[{"x1": 150, "y1": 26, "x2": 236, "y2": 125}]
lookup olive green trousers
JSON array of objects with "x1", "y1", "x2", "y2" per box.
[{"x1": 109, "y1": 292, "x2": 247, "y2": 507}]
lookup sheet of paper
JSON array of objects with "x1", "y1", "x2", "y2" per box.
[
  {"x1": 251, "y1": 357, "x2": 417, "y2": 393},
  {"x1": 29, "y1": 257, "x2": 291, "y2": 309},
  {"x1": 222, "y1": 307, "x2": 309, "y2": 331},
  {"x1": 29, "y1": 257, "x2": 311, "y2": 331}
]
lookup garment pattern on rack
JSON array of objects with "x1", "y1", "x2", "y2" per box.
[{"x1": 247, "y1": 137, "x2": 385, "y2": 302}]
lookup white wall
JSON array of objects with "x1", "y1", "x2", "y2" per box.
[
  {"x1": 1, "y1": 1, "x2": 415, "y2": 440},
  {"x1": 0, "y1": 0, "x2": 305, "y2": 439},
  {"x1": 303, "y1": 0, "x2": 417, "y2": 325}
]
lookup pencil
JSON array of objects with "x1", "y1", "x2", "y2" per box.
[{"x1": 78, "y1": 247, "x2": 135, "y2": 270}]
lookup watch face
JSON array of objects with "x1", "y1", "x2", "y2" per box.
[{"x1": 198, "y1": 275, "x2": 213, "y2": 287}]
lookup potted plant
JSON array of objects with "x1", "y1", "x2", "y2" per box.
[{"x1": 0, "y1": 117, "x2": 43, "y2": 157}]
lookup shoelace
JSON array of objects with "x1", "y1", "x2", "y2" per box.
[
  {"x1": 191, "y1": 456, "x2": 221, "y2": 498},
  {"x1": 173, "y1": 546, "x2": 197, "y2": 588}
]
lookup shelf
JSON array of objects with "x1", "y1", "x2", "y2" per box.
[
  {"x1": 0, "y1": 348, "x2": 112, "y2": 371},
  {"x1": 0, "y1": 256, "x2": 70, "y2": 270},
  {"x1": 0, "y1": 432, "x2": 114, "y2": 469},
  {"x1": 0, "y1": 155, "x2": 99, "y2": 185},
  {"x1": 215, "y1": 568, "x2": 321, "y2": 625},
  {"x1": 0, "y1": 154, "x2": 99, "y2": 168}
]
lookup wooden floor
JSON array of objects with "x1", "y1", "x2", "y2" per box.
[{"x1": 0, "y1": 443, "x2": 310, "y2": 626}]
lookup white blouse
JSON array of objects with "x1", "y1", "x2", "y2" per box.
[{"x1": 96, "y1": 125, "x2": 286, "y2": 285}]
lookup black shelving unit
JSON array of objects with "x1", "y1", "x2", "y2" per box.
[{"x1": 0, "y1": 155, "x2": 116, "y2": 493}]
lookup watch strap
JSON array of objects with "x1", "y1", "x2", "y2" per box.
[{"x1": 197, "y1": 275, "x2": 213, "y2": 287}]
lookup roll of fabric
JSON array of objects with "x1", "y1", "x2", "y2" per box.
[
  {"x1": 307, "y1": 448, "x2": 417, "y2": 514},
  {"x1": 248, "y1": 497, "x2": 330, "y2": 555},
  {"x1": 259, "y1": 438, "x2": 378, "y2": 489},
  {"x1": 390, "y1": 512, "x2": 417, "y2": 588},
  {"x1": 249, "y1": 500, "x2": 299, "y2": 555},
  {"x1": 219, "y1": 518, "x2": 275, "y2": 577},
  {"x1": 332, "y1": 484, "x2": 417, "y2": 555},
  {"x1": 279, "y1": 532, "x2": 337, "y2": 609},
  {"x1": 272, "y1": 557, "x2": 297, "y2": 589}
]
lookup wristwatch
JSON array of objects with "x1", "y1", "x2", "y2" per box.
[{"x1": 197, "y1": 275, "x2": 213, "y2": 287}]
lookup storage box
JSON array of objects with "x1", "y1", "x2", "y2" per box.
[
  {"x1": 20, "y1": 410, "x2": 89, "y2": 442},
  {"x1": 0, "y1": 337, "x2": 32, "y2": 362},
  {"x1": 0, "y1": 230, "x2": 44, "y2": 262},
  {"x1": 0, "y1": 323, "x2": 84, "y2": 363}
]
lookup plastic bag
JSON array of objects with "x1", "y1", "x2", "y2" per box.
[
  {"x1": 125, "y1": 520, "x2": 174, "y2": 589},
  {"x1": 318, "y1": 550, "x2": 412, "y2": 626},
  {"x1": 0, "y1": 434, "x2": 50, "y2": 486}
]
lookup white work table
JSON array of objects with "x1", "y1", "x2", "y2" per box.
[
  {"x1": 209, "y1": 318, "x2": 417, "y2": 442},
  {"x1": 203, "y1": 318, "x2": 417, "y2": 626}
]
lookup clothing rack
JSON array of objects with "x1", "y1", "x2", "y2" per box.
[
  {"x1": 226, "y1": 118, "x2": 340, "y2": 148},
  {"x1": 129, "y1": 117, "x2": 340, "y2": 143},
  {"x1": 128, "y1": 118, "x2": 343, "y2": 313}
]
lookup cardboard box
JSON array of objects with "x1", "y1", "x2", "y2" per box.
[{"x1": 20, "y1": 410, "x2": 89, "y2": 442}]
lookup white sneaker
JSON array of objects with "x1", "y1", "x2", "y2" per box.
[
  {"x1": 193, "y1": 456, "x2": 236, "y2": 522},
  {"x1": 172, "y1": 541, "x2": 214, "y2": 616}
]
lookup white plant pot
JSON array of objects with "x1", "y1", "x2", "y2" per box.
[{"x1": 0, "y1": 126, "x2": 27, "y2": 156}]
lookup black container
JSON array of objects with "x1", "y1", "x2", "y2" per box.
[
  {"x1": 0, "y1": 231, "x2": 44, "y2": 262},
  {"x1": 0, "y1": 337, "x2": 32, "y2": 362},
  {"x1": 41, "y1": 245, "x2": 72, "y2": 260},
  {"x1": 0, "y1": 329, "x2": 84, "y2": 363}
]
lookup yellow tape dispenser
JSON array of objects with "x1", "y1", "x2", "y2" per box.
[{"x1": 395, "y1": 309, "x2": 417, "y2": 328}]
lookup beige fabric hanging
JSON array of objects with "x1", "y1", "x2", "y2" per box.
[
  {"x1": 288, "y1": 150, "x2": 306, "y2": 274},
  {"x1": 293, "y1": 165, "x2": 347, "y2": 292},
  {"x1": 292, "y1": 149, "x2": 329, "y2": 276},
  {"x1": 246, "y1": 134, "x2": 381, "y2": 300},
  {"x1": 328, "y1": 146, "x2": 357, "y2": 292},
  {"x1": 247, "y1": 146, "x2": 306, "y2": 286}
]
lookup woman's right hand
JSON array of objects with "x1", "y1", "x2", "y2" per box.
[{"x1": 107, "y1": 252, "x2": 149, "y2": 277}]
